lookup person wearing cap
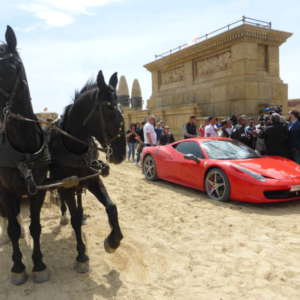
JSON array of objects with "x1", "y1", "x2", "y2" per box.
[
  {"x1": 159, "y1": 126, "x2": 175, "y2": 145},
  {"x1": 143, "y1": 116, "x2": 157, "y2": 146},
  {"x1": 264, "y1": 113, "x2": 290, "y2": 158}
]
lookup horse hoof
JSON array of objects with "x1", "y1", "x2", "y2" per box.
[
  {"x1": 32, "y1": 268, "x2": 50, "y2": 283},
  {"x1": 60, "y1": 216, "x2": 69, "y2": 226},
  {"x1": 11, "y1": 271, "x2": 28, "y2": 285},
  {"x1": 104, "y1": 238, "x2": 118, "y2": 254},
  {"x1": 74, "y1": 261, "x2": 89, "y2": 274}
]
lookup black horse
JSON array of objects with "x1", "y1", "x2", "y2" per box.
[
  {"x1": 49, "y1": 70, "x2": 126, "y2": 273},
  {"x1": 0, "y1": 26, "x2": 50, "y2": 285}
]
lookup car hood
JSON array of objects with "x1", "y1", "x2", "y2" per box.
[{"x1": 228, "y1": 157, "x2": 300, "y2": 180}]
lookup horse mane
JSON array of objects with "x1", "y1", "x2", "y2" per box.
[
  {"x1": 61, "y1": 78, "x2": 98, "y2": 125},
  {"x1": 73, "y1": 79, "x2": 97, "y2": 103}
]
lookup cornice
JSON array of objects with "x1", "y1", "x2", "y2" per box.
[{"x1": 144, "y1": 24, "x2": 292, "y2": 71}]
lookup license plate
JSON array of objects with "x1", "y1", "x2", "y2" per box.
[{"x1": 290, "y1": 185, "x2": 300, "y2": 192}]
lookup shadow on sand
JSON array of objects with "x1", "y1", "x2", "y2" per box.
[
  {"x1": 0, "y1": 221, "x2": 123, "y2": 300},
  {"x1": 144, "y1": 178, "x2": 300, "y2": 217}
]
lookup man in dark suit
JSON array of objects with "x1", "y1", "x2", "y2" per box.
[
  {"x1": 264, "y1": 113, "x2": 290, "y2": 158},
  {"x1": 288, "y1": 110, "x2": 300, "y2": 163},
  {"x1": 183, "y1": 116, "x2": 197, "y2": 139}
]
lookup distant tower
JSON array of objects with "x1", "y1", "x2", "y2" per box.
[
  {"x1": 131, "y1": 79, "x2": 143, "y2": 109},
  {"x1": 117, "y1": 75, "x2": 130, "y2": 107}
]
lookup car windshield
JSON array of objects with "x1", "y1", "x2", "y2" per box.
[{"x1": 201, "y1": 140, "x2": 261, "y2": 160}]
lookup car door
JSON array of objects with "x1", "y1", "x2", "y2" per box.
[{"x1": 170, "y1": 141, "x2": 205, "y2": 189}]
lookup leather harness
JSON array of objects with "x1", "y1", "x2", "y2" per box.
[
  {"x1": 0, "y1": 47, "x2": 123, "y2": 194},
  {"x1": 0, "y1": 49, "x2": 50, "y2": 194}
]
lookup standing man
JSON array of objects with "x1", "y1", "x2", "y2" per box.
[
  {"x1": 288, "y1": 110, "x2": 300, "y2": 164},
  {"x1": 144, "y1": 116, "x2": 157, "y2": 147},
  {"x1": 155, "y1": 121, "x2": 164, "y2": 142},
  {"x1": 231, "y1": 115, "x2": 252, "y2": 147},
  {"x1": 183, "y1": 116, "x2": 198, "y2": 139},
  {"x1": 204, "y1": 117, "x2": 218, "y2": 137},
  {"x1": 264, "y1": 113, "x2": 290, "y2": 158}
]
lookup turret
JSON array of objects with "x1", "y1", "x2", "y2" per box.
[
  {"x1": 117, "y1": 75, "x2": 130, "y2": 107},
  {"x1": 131, "y1": 79, "x2": 143, "y2": 109}
]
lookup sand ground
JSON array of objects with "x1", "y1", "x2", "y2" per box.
[{"x1": 1, "y1": 161, "x2": 300, "y2": 300}]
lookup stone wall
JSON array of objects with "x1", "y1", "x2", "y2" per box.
[
  {"x1": 123, "y1": 23, "x2": 292, "y2": 139},
  {"x1": 145, "y1": 24, "x2": 291, "y2": 117}
]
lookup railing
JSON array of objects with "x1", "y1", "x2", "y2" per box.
[{"x1": 154, "y1": 16, "x2": 272, "y2": 60}]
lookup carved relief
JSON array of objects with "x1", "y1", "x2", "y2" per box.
[
  {"x1": 195, "y1": 51, "x2": 232, "y2": 77},
  {"x1": 161, "y1": 66, "x2": 184, "y2": 85}
]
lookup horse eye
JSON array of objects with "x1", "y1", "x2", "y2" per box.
[{"x1": 0, "y1": 47, "x2": 5, "y2": 55}]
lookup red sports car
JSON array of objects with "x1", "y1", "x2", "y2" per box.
[{"x1": 142, "y1": 137, "x2": 300, "y2": 203}]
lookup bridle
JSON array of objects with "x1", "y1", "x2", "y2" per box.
[
  {"x1": 0, "y1": 53, "x2": 21, "y2": 101},
  {"x1": 81, "y1": 87, "x2": 124, "y2": 161},
  {"x1": 0, "y1": 49, "x2": 30, "y2": 130}
]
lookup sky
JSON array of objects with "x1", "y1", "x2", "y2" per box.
[{"x1": 0, "y1": 0, "x2": 299, "y2": 114}]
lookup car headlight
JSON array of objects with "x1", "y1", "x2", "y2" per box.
[{"x1": 231, "y1": 164, "x2": 266, "y2": 182}]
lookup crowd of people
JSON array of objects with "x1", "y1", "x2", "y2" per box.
[
  {"x1": 126, "y1": 109, "x2": 300, "y2": 165},
  {"x1": 184, "y1": 110, "x2": 300, "y2": 163},
  {"x1": 126, "y1": 116, "x2": 175, "y2": 164}
]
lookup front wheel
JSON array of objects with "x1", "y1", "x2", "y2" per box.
[
  {"x1": 205, "y1": 168, "x2": 230, "y2": 202},
  {"x1": 143, "y1": 155, "x2": 158, "y2": 181}
]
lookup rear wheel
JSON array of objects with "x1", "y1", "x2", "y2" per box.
[
  {"x1": 205, "y1": 168, "x2": 230, "y2": 202},
  {"x1": 143, "y1": 155, "x2": 157, "y2": 181}
]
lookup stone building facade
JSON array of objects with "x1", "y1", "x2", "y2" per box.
[{"x1": 122, "y1": 21, "x2": 292, "y2": 138}]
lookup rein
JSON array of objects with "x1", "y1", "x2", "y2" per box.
[
  {"x1": 7, "y1": 112, "x2": 107, "y2": 152},
  {"x1": 5, "y1": 111, "x2": 123, "y2": 159}
]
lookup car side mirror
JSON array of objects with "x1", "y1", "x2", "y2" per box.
[{"x1": 184, "y1": 153, "x2": 200, "y2": 163}]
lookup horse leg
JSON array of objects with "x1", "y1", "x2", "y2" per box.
[
  {"x1": 6, "y1": 198, "x2": 28, "y2": 285},
  {"x1": 60, "y1": 195, "x2": 69, "y2": 226},
  {"x1": 76, "y1": 190, "x2": 87, "y2": 225},
  {"x1": 87, "y1": 179, "x2": 123, "y2": 253},
  {"x1": 30, "y1": 193, "x2": 49, "y2": 283},
  {"x1": 59, "y1": 189, "x2": 89, "y2": 273}
]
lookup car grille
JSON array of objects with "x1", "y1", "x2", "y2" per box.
[{"x1": 264, "y1": 190, "x2": 300, "y2": 199}]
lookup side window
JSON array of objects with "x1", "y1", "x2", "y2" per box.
[{"x1": 174, "y1": 142, "x2": 203, "y2": 158}]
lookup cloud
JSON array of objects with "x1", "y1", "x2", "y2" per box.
[{"x1": 18, "y1": 0, "x2": 120, "y2": 27}]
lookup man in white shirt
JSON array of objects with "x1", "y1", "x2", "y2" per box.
[
  {"x1": 205, "y1": 117, "x2": 218, "y2": 137},
  {"x1": 144, "y1": 116, "x2": 157, "y2": 146}
]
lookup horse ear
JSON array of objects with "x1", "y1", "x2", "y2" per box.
[
  {"x1": 5, "y1": 25, "x2": 17, "y2": 52},
  {"x1": 96, "y1": 70, "x2": 106, "y2": 89},
  {"x1": 109, "y1": 72, "x2": 118, "y2": 90}
]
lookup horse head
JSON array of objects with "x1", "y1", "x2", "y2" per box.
[
  {"x1": 88, "y1": 70, "x2": 126, "y2": 164},
  {"x1": 0, "y1": 26, "x2": 29, "y2": 114}
]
